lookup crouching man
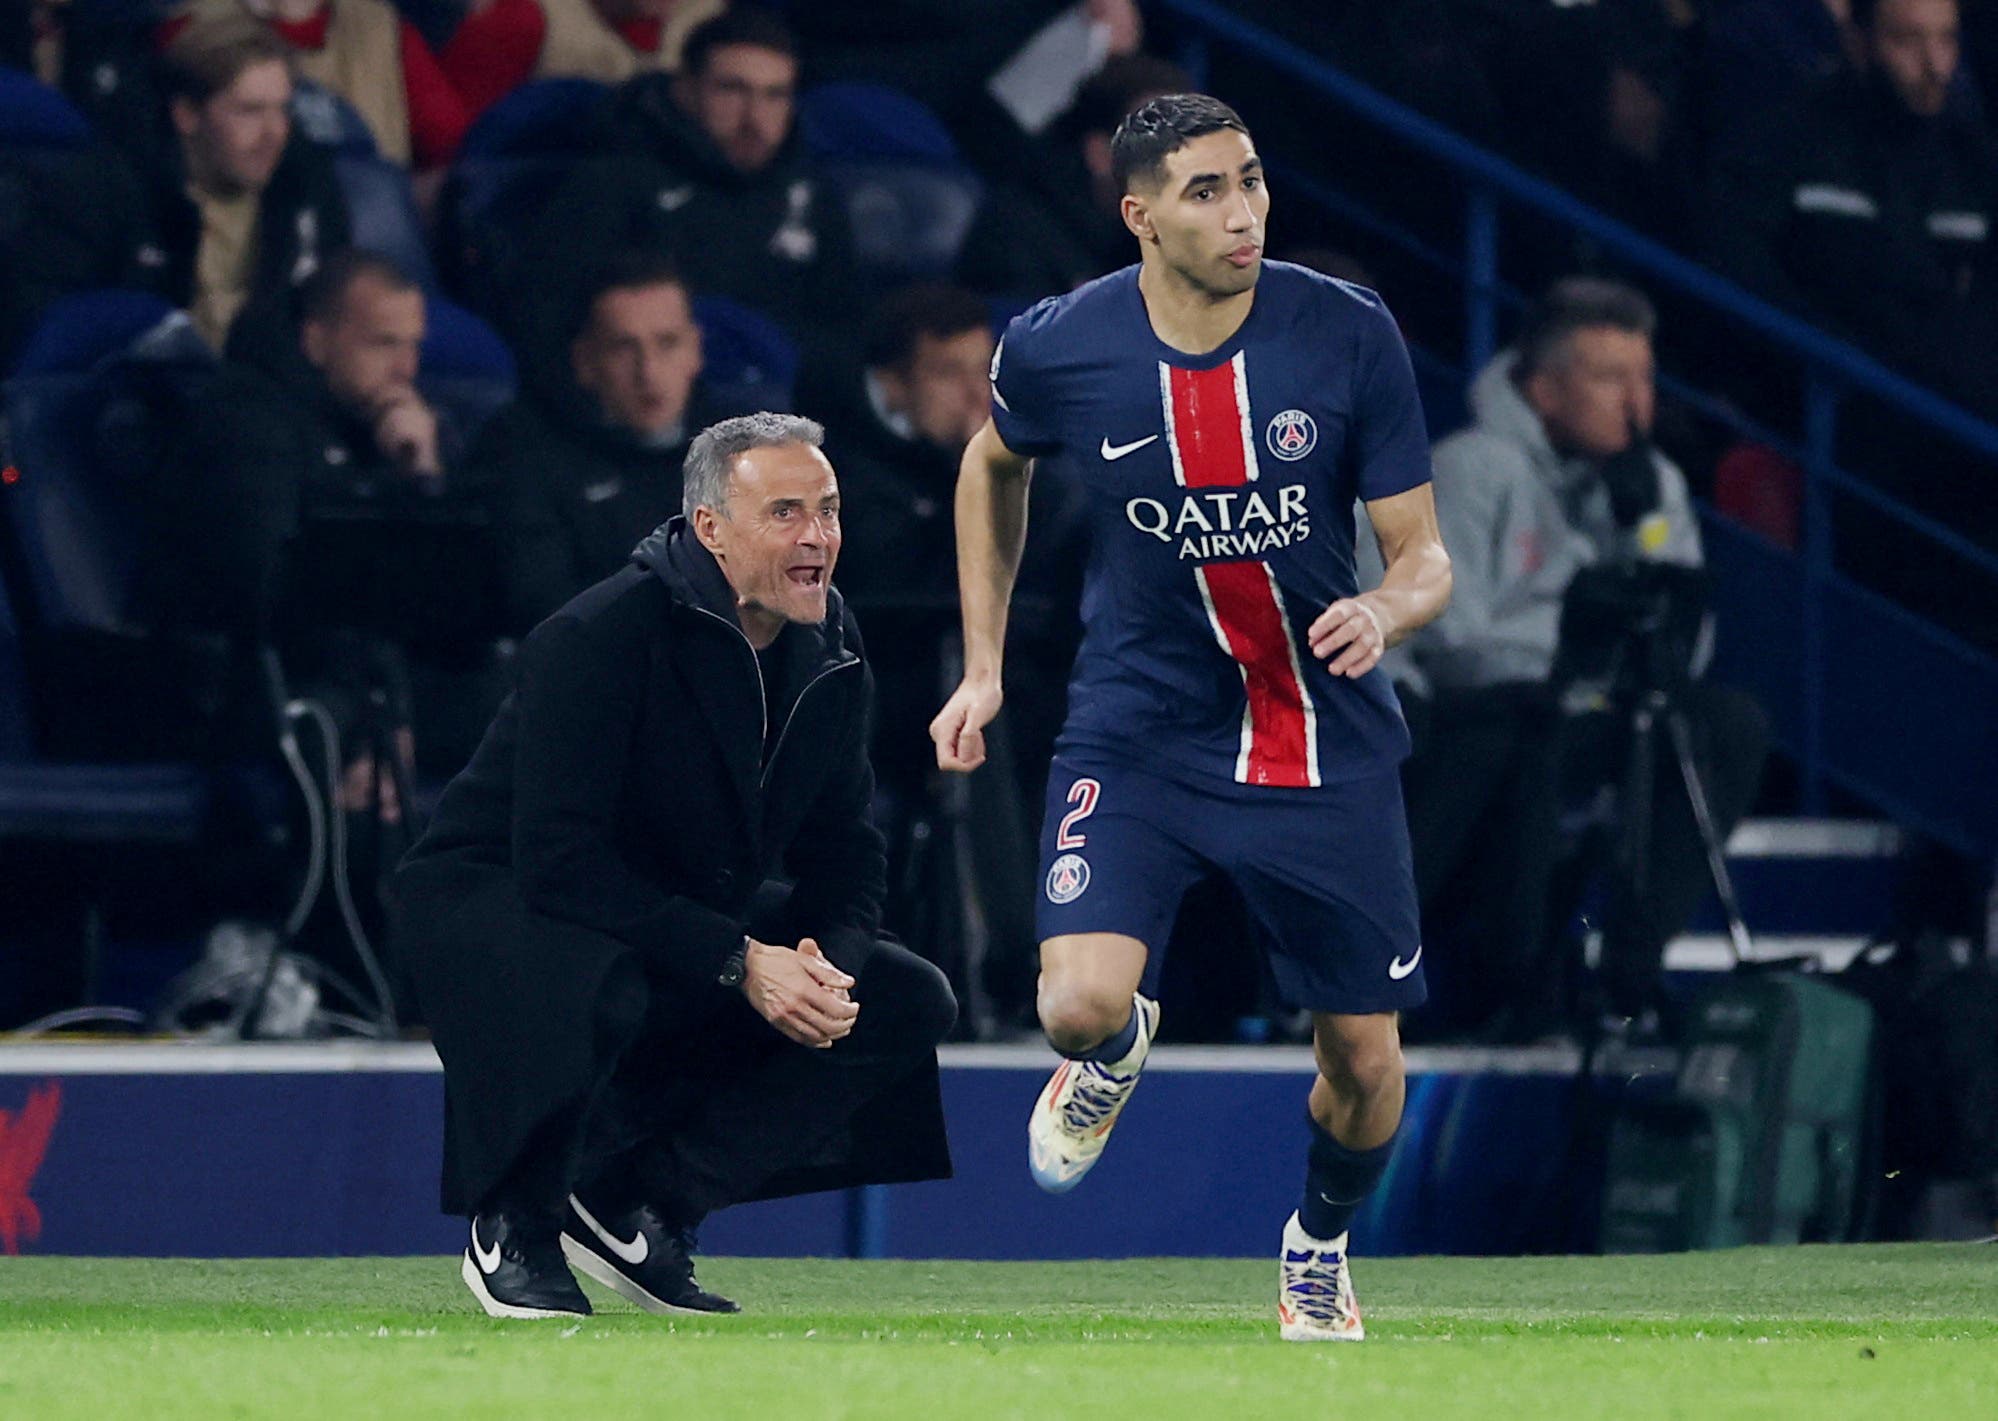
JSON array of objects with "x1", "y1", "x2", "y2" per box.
[{"x1": 396, "y1": 412, "x2": 955, "y2": 1319}]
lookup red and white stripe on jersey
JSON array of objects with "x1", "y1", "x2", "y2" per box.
[{"x1": 1160, "y1": 353, "x2": 1319, "y2": 788}]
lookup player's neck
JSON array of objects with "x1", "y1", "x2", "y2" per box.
[{"x1": 1137, "y1": 261, "x2": 1256, "y2": 356}]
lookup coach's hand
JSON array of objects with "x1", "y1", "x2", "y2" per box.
[
  {"x1": 1310, "y1": 597, "x2": 1388, "y2": 678},
  {"x1": 930, "y1": 677, "x2": 1003, "y2": 772},
  {"x1": 741, "y1": 937, "x2": 859, "y2": 1048}
]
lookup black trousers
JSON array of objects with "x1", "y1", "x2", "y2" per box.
[{"x1": 486, "y1": 938, "x2": 956, "y2": 1224}]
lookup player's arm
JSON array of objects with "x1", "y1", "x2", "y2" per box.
[
  {"x1": 1310, "y1": 483, "x2": 1452, "y2": 678},
  {"x1": 930, "y1": 418, "x2": 1033, "y2": 771}
]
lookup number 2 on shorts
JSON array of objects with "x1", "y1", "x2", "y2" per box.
[{"x1": 1056, "y1": 777, "x2": 1101, "y2": 850}]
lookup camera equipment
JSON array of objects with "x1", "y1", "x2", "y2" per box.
[{"x1": 1556, "y1": 561, "x2": 1754, "y2": 987}]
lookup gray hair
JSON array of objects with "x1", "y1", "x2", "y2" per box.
[{"x1": 681, "y1": 412, "x2": 827, "y2": 519}]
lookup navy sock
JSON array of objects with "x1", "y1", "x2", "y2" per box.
[
  {"x1": 1065, "y1": 1000, "x2": 1140, "y2": 1064},
  {"x1": 1299, "y1": 1116, "x2": 1398, "y2": 1242}
]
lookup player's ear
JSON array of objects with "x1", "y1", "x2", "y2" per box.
[{"x1": 1121, "y1": 192, "x2": 1157, "y2": 244}]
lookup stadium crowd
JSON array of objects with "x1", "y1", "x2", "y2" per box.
[{"x1": 0, "y1": 0, "x2": 1990, "y2": 1042}]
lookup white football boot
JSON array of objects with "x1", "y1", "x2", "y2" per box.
[
  {"x1": 1026, "y1": 993, "x2": 1160, "y2": 1193},
  {"x1": 1278, "y1": 1211, "x2": 1365, "y2": 1341}
]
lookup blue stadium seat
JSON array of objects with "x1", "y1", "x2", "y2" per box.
[
  {"x1": 798, "y1": 83, "x2": 961, "y2": 165},
  {"x1": 0, "y1": 303, "x2": 214, "y2": 843},
  {"x1": 420, "y1": 297, "x2": 517, "y2": 437},
  {"x1": 691, "y1": 295, "x2": 799, "y2": 413},
  {"x1": 798, "y1": 83, "x2": 984, "y2": 283},
  {"x1": 0, "y1": 69, "x2": 93, "y2": 148},
  {"x1": 290, "y1": 79, "x2": 378, "y2": 158},
  {"x1": 457, "y1": 77, "x2": 611, "y2": 159},
  {"x1": 443, "y1": 80, "x2": 612, "y2": 320},
  {"x1": 335, "y1": 155, "x2": 441, "y2": 291}
]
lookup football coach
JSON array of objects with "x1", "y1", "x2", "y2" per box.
[{"x1": 395, "y1": 412, "x2": 955, "y2": 1321}]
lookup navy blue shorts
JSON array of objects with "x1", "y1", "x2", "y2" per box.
[{"x1": 1034, "y1": 751, "x2": 1425, "y2": 1015}]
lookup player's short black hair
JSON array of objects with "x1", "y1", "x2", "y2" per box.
[
  {"x1": 1513, "y1": 277, "x2": 1656, "y2": 378},
  {"x1": 1111, "y1": 93, "x2": 1252, "y2": 195},
  {"x1": 863, "y1": 284, "x2": 991, "y2": 371},
  {"x1": 681, "y1": 6, "x2": 799, "y2": 77},
  {"x1": 300, "y1": 249, "x2": 419, "y2": 325}
]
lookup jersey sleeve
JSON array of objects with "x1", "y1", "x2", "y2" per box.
[
  {"x1": 987, "y1": 307, "x2": 1062, "y2": 457},
  {"x1": 1348, "y1": 297, "x2": 1433, "y2": 502}
]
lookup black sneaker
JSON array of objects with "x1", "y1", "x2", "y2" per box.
[
  {"x1": 462, "y1": 1210, "x2": 593, "y2": 1319},
  {"x1": 561, "y1": 1193, "x2": 741, "y2": 1315}
]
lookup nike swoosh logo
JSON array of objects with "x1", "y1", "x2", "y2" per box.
[
  {"x1": 569, "y1": 1193, "x2": 648, "y2": 1265},
  {"x1": 1388, "y1": 944, "x2": 1423, "y2": 981},
  {"x1": 1100, "y1": 434, "x2": 1160, "y2": 461},
  {"x1": 471, "y1": 1219, "x2": 502, "y2": 1276}
]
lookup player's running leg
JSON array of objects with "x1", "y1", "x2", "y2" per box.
[
  {"x1": 1279, "y1": 1010, "x2": 1405, "y2": 1341},
  {"x1": 1027, "y1": 932, "x2": 1155, "y2": 1192}
]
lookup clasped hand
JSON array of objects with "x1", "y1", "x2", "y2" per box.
[{"x1": 740, "y1": 937, "x2": 858, "y2": 1048}]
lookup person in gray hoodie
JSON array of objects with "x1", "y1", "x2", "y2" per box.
[{"x1": 1382, "y1": 278, "x2": 1766, "y2": 1034}]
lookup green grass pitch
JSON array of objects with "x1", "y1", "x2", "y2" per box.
[{"x1": 2, "y1": 1246, "x2": 1993, "y2": 1419}]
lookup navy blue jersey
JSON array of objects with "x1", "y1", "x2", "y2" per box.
[{"x1": 990, "y1": 262, "x2": 1431, "y2": 789}]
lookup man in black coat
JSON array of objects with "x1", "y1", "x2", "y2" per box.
[
  {"x1": 528, "y1": 8, "x2": 858, "y2": 357},
  {"x1": 0, "y1": 14, "x2": 348, "y2": 366},
  {"x1": 395, "y1": 412, "x2": 956, "y2": 1320}
]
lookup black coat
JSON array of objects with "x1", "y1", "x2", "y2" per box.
[
  {"x1": 465, "y1": 387, "x2": 732, "y2": 633},
  {"x1": 395, "y1": 520, "x2": 943, "y2": 1213}
]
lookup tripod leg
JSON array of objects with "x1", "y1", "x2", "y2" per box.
[{"x1": 1666, "y1": 707, "x2": 1753, "y2": 967}]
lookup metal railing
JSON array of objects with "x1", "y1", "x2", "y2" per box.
[{"x1": 1160, "y1": 0, "x2": 1998, "y2": 838}]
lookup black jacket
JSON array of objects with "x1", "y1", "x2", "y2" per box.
[
  {"x1": 466, "y1": 387, "x2": 732, "y2": 633},
  {"x1": 404, "y1": 519, "x2": 886, "y2": 987},
  {"x1": 1704, "y1": 72, "x2": 1998, "y2": 415},
  {"x1": 0, "y1": 133, "x2": 348, "y2": 366},
  {"x1": 395, "y1": 522, "x2": 896, "y2": 1211},
  {"x1": 532, "y1": 76, "x2": 859, "y2": 351}
]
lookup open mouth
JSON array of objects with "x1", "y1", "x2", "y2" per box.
[{"x1": 786, "y1": 566, "x2": 826, "y2": 589}]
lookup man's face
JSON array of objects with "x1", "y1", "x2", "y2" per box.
[
  {"x1": 876, "y1": 325, "x2": 995, "y2": 451},
  {"x1": 172, "y1": 58, "x2": 292, "y2": 195},
  {"x1": 302, "y1": 273, "x2": 426, "y2": 413},
  {"x1": 1523, "y1": 326, "x2": 1656, "y2": 460},
  {"x1": 572, "y1": 282, "x2": 704, "y2": 438},
  {"x1": 1125, "y1": 128, "x2": 1268, "y2": 299},
  {"x1": 1870, "y1": 0, "x2": 1959, "y2": 118},
  {"x1": 695, "y1": 442, "x2": 842, "y2": 641},
  {"x1": 679, "y1": 43, "x2": 797, "y2": 174}
]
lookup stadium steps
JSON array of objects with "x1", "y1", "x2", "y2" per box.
[{"x1": 1664, "y1": 817, "x2": 1902, "y2": 973}]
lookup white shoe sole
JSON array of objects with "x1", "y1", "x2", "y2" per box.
[
  {"x1": 1279, "y1": 1320, "x2": 1366, "y2": 1342},
  {"x1": 460, "y1": 1251, "x2": 589, "y2": 1320},
  {"x1": 559, "y1": 1233, "x2": 735, "y2": 1317}
]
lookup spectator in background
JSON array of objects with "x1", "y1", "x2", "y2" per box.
[
  {"x1": 469, "y1": 253, "x2": 724, "y2": 631},
  {"x1": 442, "y1": 0, "x2": 726, "y2": 120},
  {"x1": 956, "y1": 54, "x2": 1193, "y2": 300},
  {"x1": 152, "y1": 251, "x2": 470, "y2": 645},
  {"x1": 163, "y1": 0, "x2": 471, "y2": 168},
  {"x1": 1388, "y1": 279, "x2": 1767, "y2": 1033},
  {"x1": 533, "y1": 8, "x2": 857, "y2": 355},
  {"x1": 1, "y1": 15, "x2": 350, "y2": 362},
  {"x1": 1704, "y1": 0, "x2": 1998, "y2": 418}
]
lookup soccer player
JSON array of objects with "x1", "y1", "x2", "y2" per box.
[{"x1": 929, "y1": 94, "x2": 1452, "y2": 1341}]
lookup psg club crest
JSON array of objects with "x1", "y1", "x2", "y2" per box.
[
  {"x1": 1045, "y1": 853, "x2": 1091, "y2": 905},
  {"x1": 1266, "y1": 408, "x2": 1317, "y2": 462}
]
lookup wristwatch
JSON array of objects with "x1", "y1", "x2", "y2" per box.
[{"x1": 717, "y1": 938, "x2": 749, "y2": 987}]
